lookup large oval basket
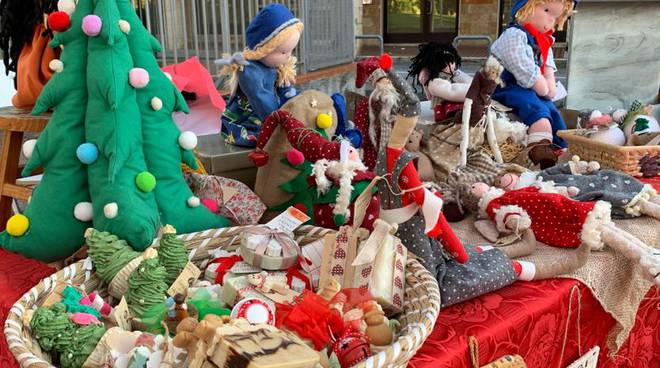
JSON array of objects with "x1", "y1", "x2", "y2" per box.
[{"x1": 5, "y1": 225, "x2": 441, "y2": 368}]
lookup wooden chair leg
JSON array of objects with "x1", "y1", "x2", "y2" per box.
[{"x1": 0, "y1": 130, "x2": 24, "y2": 231}]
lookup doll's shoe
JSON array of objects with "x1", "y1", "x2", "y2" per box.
[{"x1": 513, "y1": 140, "x2": 557, "y2": 169}]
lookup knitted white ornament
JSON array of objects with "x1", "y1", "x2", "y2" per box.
[
  {"x1": 22, "y1": 139, "x2": 37, "y2": 159},
  {"x1": 150, "y1": 97, "x2": 163, "y2": 111},
  {"x1": 74, "y1": 202, "x2": 94, "y2": 221},
  {"x1": 118, "y1": 20, "x2": 130, "y2": 34},
  {"x1": 49, "y1": 59, "x2": 64, "y2": 73},
  {"x1": 103, "y1": 203, "x2": 118, "y2": 219},
  {"x1": 178, "y1": 131, "x2": 198, "y2": 150}
]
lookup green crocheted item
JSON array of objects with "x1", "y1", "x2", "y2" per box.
[
  {"x1": 86, "y1": 228, "x2": 140, "y2": 283},
  {"x1": 30, "y1": 303, "x2": 77, "y2": 353},
  {"x1": 158, "y1": 231, "x2": 188, "y2": 286},
  {"x1": 59, "y1": 324, "x2": 105, "y2": 368},
  {"x1": 126, "y1": 257, "x2": 168, "y2": 318},
  {"x1": 61, "y1": 286, "x2": 100, "y2": 318}
]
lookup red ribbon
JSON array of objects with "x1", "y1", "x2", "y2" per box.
[{"x1": 207, "y1": 255, "x2": 242, "y2": 285}]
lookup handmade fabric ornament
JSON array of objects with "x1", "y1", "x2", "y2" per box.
[
  {"x1": 126, "y1": 257, "x2": 169, "y2": 318},
  {"x1": 491, "y1": 0, "x2": 577, "y2": 168},
  {"x1": 473, "y1": 183, "x2": 659, "y2": 284},
  {"x1": 216, "y1": 4, "x2": 303, "y2": 147},
  {"x1": 157, "y1": 225, "x2": 189, "y2": 286}
]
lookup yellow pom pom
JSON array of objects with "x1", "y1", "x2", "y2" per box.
[
  {"x1": 316, "y1": 113, "x2": 332, "y2": 129},
  {"x1": 7, "y1": 214, "x2": 29, "y2": 236}
]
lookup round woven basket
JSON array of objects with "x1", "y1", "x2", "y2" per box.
[{"x1": 5, "y1": 225, "x2": 441, "y2": 368}]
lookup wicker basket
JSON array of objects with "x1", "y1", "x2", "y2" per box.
[
  {"x1": 558, "y1": 130, "x2": 660, "y2": 176},
  {"x1": 5, "y1": 225, "x2": 441, "y2": 368}
]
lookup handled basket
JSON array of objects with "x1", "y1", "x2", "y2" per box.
[
  {"x1": 558, "y1": 130, "x2": 660, "y2": 177},
  {"x1": 5, "y1": 224, "x2": 441, "y2": 368}
]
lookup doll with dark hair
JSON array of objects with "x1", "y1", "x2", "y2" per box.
[
  {"x1": 0, "y1": 0, "x2": 59, "y2": 107},
  {"x1": 407, "y1": 42, "x2": 472, "y2": 121}
]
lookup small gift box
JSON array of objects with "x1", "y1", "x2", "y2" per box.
[
  {"x1": 319, "y1": 219, "x2": 407, "y2": 315},
  {"x1": 239, "y1": 226, "x2": 301, "y2": 271}
]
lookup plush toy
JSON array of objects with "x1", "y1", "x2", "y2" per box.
[
  {"x1": 496, "y1": 156, "x2": 660, "y2": 219},
  {"x1": 404, "y1": 129, "x2": 435, "y2": 182},
  {"x1": 216, "y1": 4, "x2": 303, "y2": 147},
  {"x1": 620, "y1": 101, "x2": 660, "y2": 144},
  {"x1": 491, "y1": 0, "x2": 577, "y2": 168},
  {"x1": 407, "y1": 42, "x2": 472, "y2": 121},
  {"x1": 472, "y1": 183, "x2": 660, "y2": 285}
]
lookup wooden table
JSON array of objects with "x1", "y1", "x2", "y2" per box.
[{"x1": 0, "y1": 106, "x2": 49, "y2": 230}]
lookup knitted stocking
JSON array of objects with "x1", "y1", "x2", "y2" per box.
[
  {"x1": 600, "y1": 223, "x2": 660, "y2": 285},
  {"x1": 640, "y1": 199, "x2": 660, "y2": 220},
  {"x1": 387, "y1": 116, "x2": 468, "y2": 263}
]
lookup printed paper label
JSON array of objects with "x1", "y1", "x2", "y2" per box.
[
  {"x1": 167, "y1": 262, "x2": 202, "y2": 297},
  {"x1": 113, "y1": 297, "x2": 132, "y2": 331}
]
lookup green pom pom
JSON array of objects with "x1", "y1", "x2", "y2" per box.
[
  {"x1": 135, "y1": 171, "x2": 156, "y2": 192},
  {"x1": 333, "y1": 214, "x2": 346, "y2": 227}
]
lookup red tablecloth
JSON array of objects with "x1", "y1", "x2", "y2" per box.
[{"x1": 409, "y1": 279, "x2": 659, "y2": 368}]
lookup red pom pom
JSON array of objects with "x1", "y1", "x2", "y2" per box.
[
  {"x1": 379, "y1": 53, "x2": 393, "y2": 72},
  {"x1": 293, "y1": 203, "x2": 307, "y2": 214},
  {"x1": 48, "y1": 11, "x2": 71, "y2": 32},
  {"x1": 200, "y1": 198, "x2": 219, "y2": 213},
  {"x1": 286, "y1": 148, "x2": 305, "y2": 166}
]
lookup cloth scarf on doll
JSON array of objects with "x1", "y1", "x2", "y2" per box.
[{"x1": 491, "y1": 23, "x2": 568, "y2": 148}]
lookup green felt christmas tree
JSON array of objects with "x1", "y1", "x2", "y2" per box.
[
  {"x1": 0, "y1": 0, "x2": 93, "y2": 261},
  {"x1": 1, "y1": 0, "x2": 228, "y2": 262}
]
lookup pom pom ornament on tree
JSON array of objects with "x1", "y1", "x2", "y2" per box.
[
  {"x1": 103, "y1": 203, "x2": 118, "y2": 219},
  {"x1": 118, "y1": 19, "x2": 131, "y2": 34},
  {"x1": 187, "y1": 196, "x2": 200, "y2": 207},
  {"x1": 135, "y1": 171, "x2": 157, "y2": 192},
  {"x1": 200, "y1": 198, "x2": 219, "y2": 213},
  {"x1": 74, "y1": 202, "x2": 94, "y2": 222},
  {"x1": 129, "y1": 68, "x2": 150, "y2": 88},
  {"x1": 286, "y1": 149, "x2": 305, "y2": 166},
  {"x1": 76, "y1": 143, "x2": 99, "y2": 164},
  {"x1": 81, "y1": 15, "x2": 102, "y2": 36},
  {"x1": 178, "y1": 131, "x2": 198, "y2": 150},
  {"x1": 48, "y1": 11, "x2": 71, "y2": 32},
  {"x1": 6, "y1": 214, "x2": 29, "y2": 236},
  {"x1": 22, "y1": 139, "x2": 37, "y2": 159},
  {"x1": 316, "y1": 113, "x2": 333, "y2": 129},
  {"x1": 49, "y1": 59, "x2": 64, "y2": 73},
  {"x1": 150, "y1": 97, "x2": 163, "y2": 111},
  {"x1": 58, "y1": 0, "x2": 76, "y2": 15}
]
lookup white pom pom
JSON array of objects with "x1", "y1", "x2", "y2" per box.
[
  {"x1": 164, "y1": 72, "x2": 173, "y2": 81},
  {"x1": 178, "y1": 131, "x2": 198, "y2": 150},
  {"x1": 49, "y1": 59, "x2": 64, "y2": 73},
  {"x1": 187, "y1": 196, "x2": 200, "y2": 208},
  {"x1": 74, "y1": 202, "x2": 93, "y2": 221},
  {"x1": 612, "y1": 109, "x2": 627, "y2": 122},
  {"x1": 150, "y1": 97, "x2": 163, "y2": 111},
  {"x1": 57, "y1": 0, "x2": 76, "y2": 15},
  {"x1": 590, "y1": 110, "x2": 602, "y2": 120},
  {"x1": 103, "y1": 203, "x2": 118, "y2": 219},
  {"x1": 118, "y1": 20, "x2": 130, "y2": 34},
  {"x1": 22, "y1": 139, "x2": 37, "y2": 159}
]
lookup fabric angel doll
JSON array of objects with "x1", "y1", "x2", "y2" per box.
[
  {"x1": 490, "y1": 0, "x2": 576, "y2": 169},
  {"x1": 216, "y1": 4, "x2": 303, "y2": 147},
  {"x1": 472, "y1": 183, "x2": 660, "y2": 285},
  {"x1": 407, "y1": 42, "x2": 473, "y2": 122}
]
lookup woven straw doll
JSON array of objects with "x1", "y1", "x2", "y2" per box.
[
  {"x1": 490, "y1": 0, "x2": 576, "y2": 169},
  {"x1": 216, "y1": 4, "x2": 303, "y2": 147}
]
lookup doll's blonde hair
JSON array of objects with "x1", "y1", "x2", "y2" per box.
[
  {"x1": 220, "y1": 22, "x2": 304, "y2": 95},
  {"x1": 515, "y1": 0, "x2": 574, "y2": 29}
]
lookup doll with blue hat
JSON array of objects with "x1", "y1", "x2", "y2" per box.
[
  {"x1": 490, "y1": 0, "x2": 576, "y2": 169},
  {"x1": 216, "y1": 4, "x2": 303, "y2": 147}
]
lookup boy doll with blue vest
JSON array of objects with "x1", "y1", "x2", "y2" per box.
[
  {"x1": 216, "y1": 4, "x2": 303, "y2": 147},
  {"x1": 491, "y1": 0, "x2": 575, "y2": 169}
]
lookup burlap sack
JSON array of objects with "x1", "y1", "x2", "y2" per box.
[
  {"x1": 254, "y1": 90, "x2": 338, "y2": 207},
  {"x1": 422, "y1": 123, "x2": 486, "y2": 180}
]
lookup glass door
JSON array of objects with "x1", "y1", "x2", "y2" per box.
[{"x1": 384, "y1": 0, "x2": 457, "y2": 43}]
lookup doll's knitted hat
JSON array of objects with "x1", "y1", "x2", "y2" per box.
[
  {"x1": 245, "y1": 4, "x2": 303, "y2": 56},
  {"x1": 355, "y1": 54, "x2": 393, "y2": 88}
]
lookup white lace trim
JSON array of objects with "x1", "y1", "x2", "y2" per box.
[
  {"x1": 624, "y1": 184, "x2": 657, "y2": 217},
  {"x1": 580, "y1": 201, "x2": 612, "y2": 250},
  {"x1": 493, "y1": 205, "x2": 528, "y2": 233},
  {"x1": 478, "y1": 187, "x2": 505, "y2": 217}
]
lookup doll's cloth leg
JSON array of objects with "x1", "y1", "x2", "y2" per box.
[
  {"x1": 600, "y1": 223, "x2": 659, "y2": 283},
  {"x1": 651, "y1": 195, "x2": 660, "y2": 206},
  {"x1": 525, "y1": 241, "x2": 591, "y2": 280},
  {"x1": 639, "y1": 200, "x2": 660, "y2": 220},
  {"x1": 492, "y1": 85, "x2": 567, "y2": 148},
  {"x1": 440, "y1": 245, "x2": 516, "y2": 307},
  {"x1": 600, "y1": 223, "x2": 655, "y2": 256}
]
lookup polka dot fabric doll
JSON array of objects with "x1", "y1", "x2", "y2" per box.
[
  {"x1": 216, "y1": 4, "x2": 303, "y2": 147},
  {"x1": 490, "y1": 0, "x2": 576, "y2": 169}
]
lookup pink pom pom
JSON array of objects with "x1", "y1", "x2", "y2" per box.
[
  {"x1": 82, "y1": 15, "x2": 102, "y2": 36},
  {"x1": 286, "y1": 149, "x2": 305, "y2": 166},
  {"x1": 129, "y1": 68, "x2": 150, "y2": 88},
  {"x1": 201, "y1": 198, "x2": 219, "y2": 213}
]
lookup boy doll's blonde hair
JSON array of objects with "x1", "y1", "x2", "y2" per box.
[{"x1": 515, "y1": 0, "x2": 574, "y2": 29}]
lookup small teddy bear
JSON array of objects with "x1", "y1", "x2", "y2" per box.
[{"x1": 246, "y1": 271, "x2": 290, "y2": 294}]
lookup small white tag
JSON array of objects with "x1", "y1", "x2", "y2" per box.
[
  {"x1": 113, "y1": 297, "x2": 132, "y2": 331},
  {"x1": 553, "y1": 81, "x2": 568, "y2": 102},
  {"x1": 167, "y1": 262, "x2": 202, "y2": 297},
  {"x1": 265, "y1": 206, "x2": 310, "y2": 233},
  {"x1": 567, "y1": 346, "x2": 600, "y2": 368}
]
